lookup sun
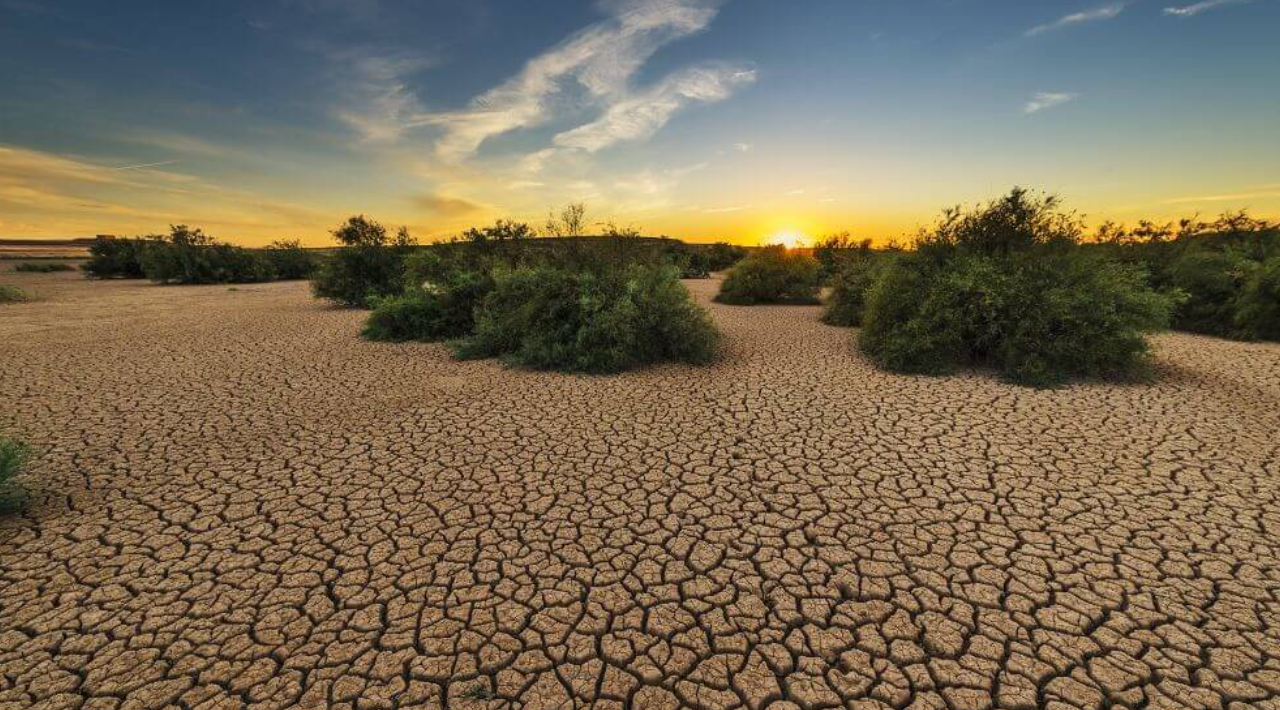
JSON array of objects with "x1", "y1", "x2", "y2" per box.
[{"x1": 764, "y1": 231, "x2": 810, "y2": 250}]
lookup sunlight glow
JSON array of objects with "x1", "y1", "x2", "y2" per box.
[{"x1": 764, "y1": 231, "x2": 810, "y2": 250}]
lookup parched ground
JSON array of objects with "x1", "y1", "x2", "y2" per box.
[{"x1": 2, "y1": 270, "x2": 1279, "y2": 710}]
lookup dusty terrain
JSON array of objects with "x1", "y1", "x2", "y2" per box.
[{"x1": 2, "y1": 270, "x2": 1279, "y2": 710}]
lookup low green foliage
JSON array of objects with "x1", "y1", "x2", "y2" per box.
[
  {"x1": 860, "y1": 189, "x2": 1176, "y2": 387},
  {"x1": 822, "y1": 254, "x2": 893, "y2": 327},
  {"x1": 14, "y1": 262, "x2": 76, "y2": 273},
  {"x1": 141, "y1": 226, "x2": 272, "y2": 284},
  {"x1": 453, "y1": 264, "x2": 719, "y2": 373},
  {"x1": 1089, "y1": 211, "x2": 1279, "y2": 341},
  {"x1": 1235, "y1": 257, "x2": 1280, "y2": 341},
  {"x1": 813, "y1": 232, "x2": 874, "y2": 281},
  {"x1": 312, "y1": 216, "x2": 417, "y2": 307},
  {"x1": 85, "y1": 236, "x2": 149, "y2": 278},
  {"x1": 0, "y1": 436, "x2": 31, "y2": 511},
  {"x1": 363, "y1": 271, "x2": 494, "y2": 343},
  {"x1": 0, "y1": 284, "x2": 29, "y2": 303},
  {"x1": 261, "y1": 240, "x2": 316, "y2": 280},
  {"x1": 714, "y1": 246, "x2": 822, "y2": 305}
]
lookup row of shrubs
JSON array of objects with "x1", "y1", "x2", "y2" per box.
[
  {"x1": 716, "y1": 189, "x2": 1277, "y2": 387},
  {"x1": 1089, "y1": 215, "x2": 1280, "y2": 341},
  {"x1": 84, "y1": 227, "x2": 317, "y2": 284},
  {"x1": 14, "y1": 262, "x2": 77, "y2": 273},
  {"x1": 312, "y1": 216, "x2": 724, "y2": 373}
]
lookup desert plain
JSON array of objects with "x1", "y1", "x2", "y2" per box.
[{"x1": 2, "y1": 267, "x2": 1279, "y2": 710}]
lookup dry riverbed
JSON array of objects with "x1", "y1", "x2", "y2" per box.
[{"x1": 2, "y1": 269, "x2": 1279, "y2": 709}]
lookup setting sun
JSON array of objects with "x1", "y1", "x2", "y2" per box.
[{"x1": 764, "y1": 231, "x2": 810, "y2": 250}]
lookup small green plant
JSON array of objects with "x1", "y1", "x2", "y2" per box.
[
  {"x1": 454, "y1": 264, "x2": 719, "y2": 373},
  {"x1": 0, "y1": 436, "x2": 32, "y2": 511},
  {"x1": 312, "y1": 216, "x2": 417, "y2": 307},
  {"x1": 0, "y1": 284, "x2": 29, "y2": 303},
  {"x1": 714, "y1": 246, "x2": 822, "y2": 305},
  {"x1": 14, "y1": 262, "x2": 76, "y2": 273}
]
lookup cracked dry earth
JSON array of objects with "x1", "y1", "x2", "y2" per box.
[{"x1": 2, "y1": 270, "x2": 1280, "y2": 710}]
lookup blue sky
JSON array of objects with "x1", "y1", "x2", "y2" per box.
[{"x1": 1, "y1": 0, "x2": 1277, "y2": 244}]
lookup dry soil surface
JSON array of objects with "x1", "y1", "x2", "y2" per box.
[{"x1": 2, "y1": 271, "x2": 1279, "y2": 710}]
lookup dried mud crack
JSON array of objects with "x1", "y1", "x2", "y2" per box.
[{"x1": 2, "y1": 272, "x2": 1279, "y2": 710}]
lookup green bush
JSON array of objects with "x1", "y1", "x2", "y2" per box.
[
  {"x1": 262, "y1": 240, "x2": 316, "y2": 280},
  {"x1": 454, "y1": 264, "x2": 718, "y2": 373},
  {"x1": 0, "y1": 436, "x2": 31, "y2": 511},
  {"x1": 1235, "y1": 257, "x2": 1280, "y2": 341},
  {"x1": 822, "y1": 255, "x2": 893, "y2": 327},
  {"x1": 814, "y1": 233, "x2": 873, "y2": 280},
  {"x1": 714, "y1": 246, "x2": 822, "y2": 305},
  {"x1": 84, "y1": 236, "x2": 149, "y2": 278},
  {"x1": 140, "y1": 225, "x2": 272, "y2": 284},
  {"x1": 363, "y1": 271, "x2": 494, "y2": 343},
  {"x1": 312, "y1": 216, "x2": 416, "y2": 307},
  {"x1": 1165, "y1": 250, "x2": 1253, "y2": 338},
  {"x1": 14, "y1": 262, "x2": 75, "y2": 273},
  {"x1": 0, "y1": 284, "x2": 29, "y2": 303},
  {"x1": 860, "y1": 189, "x2": 1176, "y2": 387}
]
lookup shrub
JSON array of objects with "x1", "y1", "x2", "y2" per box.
[
  {"x1": 860, "y1": 189, "x2": 1176, "y2": 387},
  {"x1": 14, "y1": 262, "x2": 76, "y2": 273},
  {"x1": 0, "y1": 436, "x2": 31, "y2": 511},
  {"x1": 311, "y1": 216, "x2": 416, "y2": 307},
  {"x1": 1235, "y1": 257, "x2": 1280, "y2": 341},
  {"x1": 363, "y1": 271, "x2": 494, "y2": 343},
  {"x1": 84, "y1": 236, "x2": 149, "y2": 278},
  {"x1": 1165, "y1": 250, "x2": 1253, "y2": 338},
  {"x1": 262, "y1": 240, "x2": 316, "y2": 280},
  {"x1": 454, "y1": 264, "x2": 718, "y2": 373},
  {"x1": 714, "y1": 246, "x2": 822, "y2": 305},
  {"x1": 822, "y1": 254, "x2": 892, "y2": 327},
  {"x1": 140, "y1": 225, "x2": 272, "y2": 284},
  {"x1": 814, "y1": 232, "x2": 873, "y2": 280},
  {"x1": 0, "y1": 284, "x2": 28, "y2": 303}
]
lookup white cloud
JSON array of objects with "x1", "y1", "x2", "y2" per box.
[
  {"x1": 333, "y1": 53, "x2": 433, "y2": 143},
  {"x1": 1023, "y1": 92, "x2": 1079, "y2": 114},
  {"x1": 1026, "y1": 4, "x2": 1126, "y2": 36},
  {"x1": 422, "y1": 0, "x2": 728, "y2": 161},
  {"x1": 553, "y1": 63, "x2": 756, "y2": 152},
  {"x1": 733, "y1": 142, "x2": 752, "y2": 152},
  {"x1": 1164, "y1": 0, "x2": 1258, "y2": 16}
]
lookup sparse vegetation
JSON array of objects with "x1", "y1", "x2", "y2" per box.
[
  {"x1": 84, "y1": 236, "x2": 149, "y2": 278},
  {"x1": 714, "y1": 246, "x2": 821, "y2": 305},
  {"x1": 1089, "y1": 211, "x2": 1280, "y2": 341},
  {"x1": 454, "y1": 264, "x2": 718, "y2": 373},
  {"x1": 312, "y1": 216, "x2": 417, "y2": 307},
  {"x1": 0, "y1": 436, "x2": 31, "y2": 511},
  {"x1": 0, "y1": 284, "x2": 29, "y2": 303},
  {"x1": 14, "y1": 262, "x2": 76, "y2": 273},
  {"x1": 860, "y1": 188, "x2": 1176, "y2": 387},
  {"x1": 261, "y1": 240, "x2": 317, "y2": 280},
  {"x1": 363, "y1": 271, "x2": 494, "y2": 343},
  {"x1": 141, "y1": 225, "x2": 272, "y2": 284}
]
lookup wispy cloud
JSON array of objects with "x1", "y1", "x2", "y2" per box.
[
  {"x1": 1164, "y1": 188, "x2": 1280, "y2": 204},
  {"x1": 1163, "y1": 0, "x2": 1258, "y2": 16},
  {"x1": 421, "y1": 0, "x2": 734, "y2": 161},
  {"x1": 553, "y1": 63, "x2": 755, "y2": 152},
  {"x1": 1024, "y1": 92, "x2": 1079, "y2": 114},
  {"x1": 333, "y1": 52, "x2": 433, "y2": 143},
  {"x1": 703, "y1": 205, "x2": 746, "y2": 213},
  {"x1": 1026, "y1": 4, "x2": 1126, "y2": 36}
]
